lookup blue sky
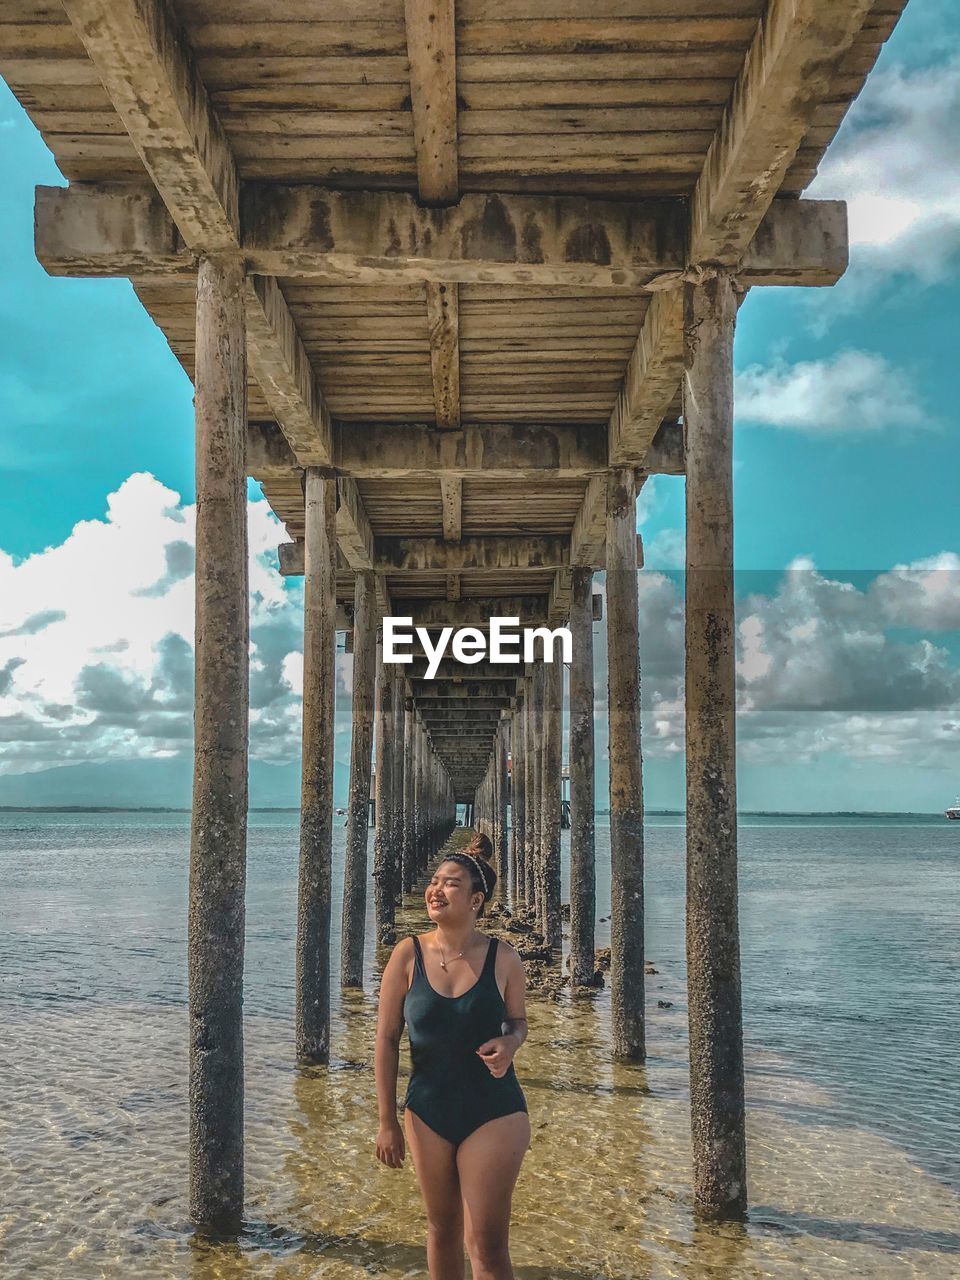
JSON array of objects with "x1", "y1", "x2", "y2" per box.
[{"x1": 0, "y1": 2, "x2": 957, "y2": 811}]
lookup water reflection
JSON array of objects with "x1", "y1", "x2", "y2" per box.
[{"x1": 2, "y1": 815, "x2": 960, "y2": 1276}]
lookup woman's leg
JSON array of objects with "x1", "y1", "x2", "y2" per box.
[
  {"x1": 403, "y1": 1108, "x2": 465, "y2": 1280},
  {"x1": 457, "y1": 1113, "x2": 531, "y2": 1280}
]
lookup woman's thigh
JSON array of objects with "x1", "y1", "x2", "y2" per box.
[
  {"x1": 403, "y1": 1107, "x2": 463, "y2": 1230},
  {"x1": 456, "y1": 1112, "x2": 531, "y2": 1244}
]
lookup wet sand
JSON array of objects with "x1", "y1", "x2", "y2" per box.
[{"x1": 3, "y1": 826, "x2": 959, "y2": 1278}]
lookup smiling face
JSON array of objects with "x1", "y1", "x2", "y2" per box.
[{"x1": 425, "y1": 860, "x2": 483, "y2": 923}]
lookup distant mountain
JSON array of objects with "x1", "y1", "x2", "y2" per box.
[{"x1": 0, "y1": 755, "x2": 350, "y2": 809}]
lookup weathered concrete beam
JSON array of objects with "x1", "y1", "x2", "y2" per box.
[
  {"x1": 49, "y1": 1, "x2": 332, "y2": 467},
  {"x1": 245, "y1": 275, "x2": 332, "y2": 466},
  {"x1": 39, "y1": 185, "x2": 681, "y2": 284},
  {"x1": 547, "y1": 568, "x2": 573, "y2": 624},
  {"x1": 411, "y1": 681, "x2": 517, "y2": 699},
  {"x1": 247, "y1": 421, "x2": 300, "y2": 479},
  {"x1": 278, "y1": 541, "x2": 306, "y2": 577},
  {"x1": 608, "y1": 289, "x2": 683, "y2": 468},
  {"x1": 387, "y1": 597, "x2": 550, "y2": 629},
  {"x1": 38, "y1": 186, "x2": 846, "y2": 291},
  {"x1": 426, "y1": 280, "x2": 460, "y2": 428},
  {"x1": 242, "y1": 187, "x2": 687, "y2": 287},
  {"x1": 404, "y1": 0, "x2": 458, "y2": 205},
  {"x1": 375, "y1": 535, "x2": 569, "y2": 573},
  {"x1": 278, "y1": 535, "x2": 568, "y2": 577},
  {"x1": 336, "y1": 478, "x2": 390, "y2": 616},
  {"x1": 57, "y1": 0, "x2": 238, "y2": 251},
  {"x1": 339, "y1": 422, "x2": 607, "y2": 480},
  {"x1": 401, "y1": 660, "x2": 528, "y2": 682},
  {"x1": 691, "y1": 0, "x2": 869, "y2": 264},
  {"x1": 642, "y1": 420, "x2": 685, "y2": 476},
  {"x1": 608, "y1": 200, "x2": 848, "y2": 466},
  {"x1": 427, "y1": 731, "x2": 500, "y2": 740},
  {"x1": 440, "y1": 474, "x2": 463, "y2": 541},
  {"x1": 431, "y1": 705, "x2": 507, "y2": 720},
  {"x1": 569, "y1": 476, "x2": 608, "y2": 568},
  {"x1": 414, "y1": 698, "x2": 511, "y2": 711},
  {"x1": 336, "y1": 478, "x2": 375, "y2": 571}
]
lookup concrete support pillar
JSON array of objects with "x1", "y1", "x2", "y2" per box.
[
  {"x1": 342, "y1": 572, "x2": 376, "y2": 987},
  {"x1": 496, "y1": 718, "x2": 509, "y2": 888},
  {"x1": 569, "y1": 567, "x2": 597, "y2": 985},
  {"x1": 522, "y1": 675, "x2": 534, "y2": 904},
  {"x1": 296, "y1": 466, "x2": 337, "y2": 1065},
  {"x1": 683, "y1": 273, "x2": 747, "y2": 1220},
  {"x1": 402, "y1": 695, "x2": 415, "y2": 892},
  {"x1": 511, "y1": 690, "x2": 525, "y2": 904},
  {"x1": 528, "y1": 664, "x2": 544, "y2": 911},
  {"x1": 542, "y1": 658, "x2": 563, "y2": 953},
  {"x1": 413, "y1": 720, "x2": 424, "y2": 871},
  {"x1": 188, "y1": 254, "x2": 248, "y2": 1234},
  {"x1": 391, "y1": 675, "x2": 405, "y2": 905},
  {"x1": 373, "y1": 649, "x2": 395, "y2": 935},
  {"x1": 606, "y1": 466, "x2": 645, "y2": 1061}
]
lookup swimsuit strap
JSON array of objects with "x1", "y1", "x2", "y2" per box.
[{"x1": 483, "y1": 935, "x2": 498, "y2": 979}]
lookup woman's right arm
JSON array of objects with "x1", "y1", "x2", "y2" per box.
[{"x1": 374, "y1": 936, "x2": 412, "y2": 1169}]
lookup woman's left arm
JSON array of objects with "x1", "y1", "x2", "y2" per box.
[
  {"x1": 501, "y1": 947, "x2": 528, "y2": 1051},
  {"x1": 476, "y1": 946, "x2": 528, "y2": 1077}
]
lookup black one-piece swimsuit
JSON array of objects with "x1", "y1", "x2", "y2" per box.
[{"x1": 403, "y1": 934, "x2": 528, "y2": 1146}]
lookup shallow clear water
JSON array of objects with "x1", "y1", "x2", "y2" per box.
[{"x1": 1, "y1": 811, "x2": 958, "y2": 1277}]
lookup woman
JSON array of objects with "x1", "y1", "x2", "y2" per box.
[{"x1": 374, "y1": 832, "x2": 531, "y2": 1280}]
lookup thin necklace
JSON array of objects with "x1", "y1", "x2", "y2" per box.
[{"x1": 436, "y1": 933, "x2": 468, "y2": 970}]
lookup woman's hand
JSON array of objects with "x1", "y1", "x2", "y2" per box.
[
  {"x1": 476, "y1": 1033, "x2": 520, "y2": 1078},
  {"x1": 376, "y1": 1119, "x2": 406, "y2": 1168}
]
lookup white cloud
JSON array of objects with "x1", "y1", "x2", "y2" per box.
[
  {"x1": 734, "y1": 350, "x2": 926, "y2": 433},
  {"x1": 0, "y1": 473, "x2": 303, "y2": 774},
  {"x1": 642, "y1": 526, "x2": 685, "y2": 570},
  {"x1": 604, "y1": 559, "x2": 960, "y2": 770},
  {"x1": 870, "y1": 552, "x2": 960, "y2": 630},
  {"x1": 811, "y1": 57, "x2": 960, "y2": 281}
]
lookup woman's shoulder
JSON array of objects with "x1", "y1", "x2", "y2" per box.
[
  {"x1": 390, "y1": 934, "x2": 419, "y2": 968},
  {"x1": 491, "y1": 935, "x2": 523, "y2": 967}
]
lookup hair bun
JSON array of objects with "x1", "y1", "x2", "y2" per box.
[{"x1": 463, "y1": 832, "x2": 494, "y2": 863}]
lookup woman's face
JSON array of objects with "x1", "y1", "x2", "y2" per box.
[{"x1": 425, "y1": 860, "x2": 482, "y2": 922}]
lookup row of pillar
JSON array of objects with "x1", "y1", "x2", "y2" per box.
[
  {"x1": 473, "y1": 716, "x2": 510, "y2": 890},
  {"x1": 187, "y1": 258, "x2": 745, "y2": 1231},
  {"x1": 468, "y1": 280, "x2": 745, "y2": 1220}
]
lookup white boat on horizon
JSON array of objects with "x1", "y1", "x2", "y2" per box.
[{"x1": 946, "y1": 798, "x2": 960, "y2": 820}]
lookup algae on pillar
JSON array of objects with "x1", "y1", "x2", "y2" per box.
[
  {"x1": 188, "y1": 254, "x2": 248, "y2": 1235},
  {"x1": 373, "y1": 647, "x2": 396, "y2": 935},
  {"x1": 522, "y1": 674, "x2": 535, "y2": 905},
  {"x1": 402, "y1": 695, "x2": 416, "y2": 892},
  {"x1": 392, "y1": 676, "x2": 405, "y2": 905},
  {"x1": 296, "y1": 467, "x2": 337, "y2": 1065},
  {"x1": 606, "y1": 467, "x2": 645, "y2": 1061},
  {"x1": 341, "y1": 571, "x2": 377, "y2": 988},
  {"x1": 511, "y1": 688, "x2": 525, "y2": 904},
  {"x1": 569, "y1": 567, "x2": 597, "y2": 985},
  {"x1": 683, "y1": 272, "x2": 747, "y2": 1220},
  {"x1": 542, "y1": 659, "x2": 563, "y2": 953},
  {"x1": 528, "y1": 664, "x2": 545, "y2": 913}
]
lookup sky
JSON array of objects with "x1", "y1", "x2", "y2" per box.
[{"x1": 0, "y1": 2, "x2": 958, "y2": 812}]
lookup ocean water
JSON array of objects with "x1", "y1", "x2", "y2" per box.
[{"x1": 1, "y1": 810, "x2": 958, "y2": 1277}]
